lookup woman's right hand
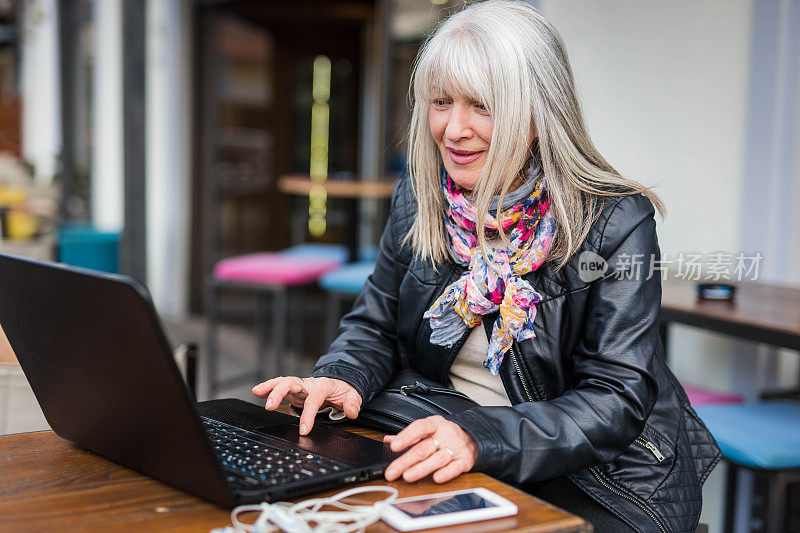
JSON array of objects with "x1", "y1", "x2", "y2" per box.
[{"x1": 251, "y1": 377, "x2": 362, "y2": 435}]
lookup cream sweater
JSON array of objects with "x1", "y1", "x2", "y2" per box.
[{"x1": 447, "y1": 325, "x2": 512, "y2": 406}]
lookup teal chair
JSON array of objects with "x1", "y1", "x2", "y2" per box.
[
  {"x1": 57, "y1": 225, "x2": 120, "y2": 274},
  {"x1": 318, "y1": 260, "x2": 376, "y2": 342},
  {"x1": 695, "y1": 401, "x2": 800, "y2": 532}
]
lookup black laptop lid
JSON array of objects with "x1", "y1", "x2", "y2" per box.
[{"x1": 0, "y1": 253, "x2": 234, "y2": 507}]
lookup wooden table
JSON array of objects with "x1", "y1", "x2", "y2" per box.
[
  {"x1": 278, "y1": 175, "x2": 396, "y2": 200},
  {"x1": 278, "y1": 175, "x2": 396, "y2": 263},
  {"x1": 660, "y1": 277, "x2": 800, "y2": 353},
  {"x1": 0, "y1": 426, "x2": 590, "y2": 532}
]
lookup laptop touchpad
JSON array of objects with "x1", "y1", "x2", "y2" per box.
[
  {"x1": 197, "y1": 399, "x2": 394, "y2": 467},
  {"x1": 259, "y1": 422, "x2": 387, "y2": 467}
]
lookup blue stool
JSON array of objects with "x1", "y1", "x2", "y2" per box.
[
  {"x1": 282, "y1": 243, "x2": 379, "y2": 263},
  {"x1": 282, "y1": 243, "x2": 349, "y2": 262},
  {"x1": 318, "y1": 260, "x2": 376, "y2": 342},
  {"x1": 695, "y1": 401, "x2": 800, "y2": 533}
]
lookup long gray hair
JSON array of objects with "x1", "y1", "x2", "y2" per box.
[{"x1": 406, "y1": 0, "x2": 665, "y2": 268}]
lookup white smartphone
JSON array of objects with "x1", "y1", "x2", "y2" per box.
[{"x1": 380, "y1": 487, "x2": 518, "y2": 532}]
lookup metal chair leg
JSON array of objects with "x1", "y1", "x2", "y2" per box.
[
  {"x1": 765, "y1": 472, "x2": 787, "y2": 533},
  {"x1": 723, "y1": 462, "x2": 738, "y2": 533},
  {"x1": 326, "y1": 292, "x2": 342, "y2": 346},
  {"x1": 271, "y1": 286, "x2": 288, "y2": 379},
  {"x1": 205, "y1": 282, "x2": 219, "y2": 398},
  {"x1": 290, "y1": 286, "x2": 305, "y2": 376},
  {"x1": 254, "y1": 291, "x2": 269, "y2": 383},
  {"x1": 184, "y1": 343, "x2": 198, "y2": 401}
]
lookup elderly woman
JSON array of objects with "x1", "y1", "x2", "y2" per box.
[{"x1": 253, "y1": 1, "x2": 719, "y2": 531}]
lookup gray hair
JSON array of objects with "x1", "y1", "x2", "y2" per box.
[{"x1": 406, "y1": 0, "x2": 665, "y2": 268}]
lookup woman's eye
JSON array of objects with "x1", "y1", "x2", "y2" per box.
[
  {"x1": 474, "y1": 103, "x2": 488, "y2": 112},
  {"x1": 433, "y1": 98, "x2": 450, "y2": 106}
]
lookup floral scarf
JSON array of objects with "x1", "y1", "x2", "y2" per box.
[{"x1": 422, "y1": 168, "x2": 556, "y2": 374}]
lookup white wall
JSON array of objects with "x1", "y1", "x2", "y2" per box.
[
  {"x1": 540, "y1": 0, "x2": 752, "y2": 255},
  {"x1": 145, "y1": 0, "x2": 192, "y2": 319},
  {"x1": 92, "y1": 0, "x2": 124, "y2": 232},
  {"x1": 20, "y1": 0, "x2": 61, "y2": 185},
  {"x1": 537, "y1": 2, "x2": 755, "y2": 532}
]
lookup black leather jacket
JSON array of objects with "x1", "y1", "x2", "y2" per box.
[{"x1": 311, "y1": 177, "x2": 721, "y2": 533}]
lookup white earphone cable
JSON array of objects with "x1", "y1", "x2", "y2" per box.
[{"x1": 218, "y1": 485, "x2": 399, "y2": 533}]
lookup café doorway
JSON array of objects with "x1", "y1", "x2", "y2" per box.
[{"x1": 190, "y1": 0, "x2": 372, "y2": 311}]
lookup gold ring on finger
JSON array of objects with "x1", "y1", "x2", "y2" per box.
[
  {"x1": 443, "y1": 447, "x2": 455, "y2": 459},
  {"x1": 431, "y1": 438, "x2": 441, "y2": 451}
]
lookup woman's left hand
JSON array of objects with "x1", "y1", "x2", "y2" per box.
[{"x1": 382, "y1": 415, "x2": 478, "y2": 483}]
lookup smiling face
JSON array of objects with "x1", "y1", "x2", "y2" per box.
[{"x1": 428, "y1": 94, "x2": 494, "y2": 190}]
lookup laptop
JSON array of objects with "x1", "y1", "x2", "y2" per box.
[{"x1": 0, "y1": 252, "x2": 397, "y2": 508}]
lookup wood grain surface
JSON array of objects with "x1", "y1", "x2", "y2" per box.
[
  {"x1": 278, "y1": 175, "x2": 396, "y2": 199},
  {"x1": 0, "y1": 424, "x2": 590, "y2": 533},
  {"x1": 661, "y1": 277, "x2": 800, "y2": 350}
]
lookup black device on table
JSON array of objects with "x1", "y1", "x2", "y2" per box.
[
  {"x1": 695, "y1": 282, "x2": 737, "y2": 300},
  {"x1": 0, "y1": 253, "x2": 397, "y2": 508}
]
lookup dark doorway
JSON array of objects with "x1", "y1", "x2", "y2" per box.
[{"x1": 190, "y1": 1, "x2": 372, "y2": 312}]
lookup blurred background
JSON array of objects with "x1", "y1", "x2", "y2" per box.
[{"x1": 0, "y1": 1, "x2": 798, "y2": 531}]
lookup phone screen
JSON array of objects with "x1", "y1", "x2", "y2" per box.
[{"x1": 392, "y1": 492, "x2": 497, "y2": 518}]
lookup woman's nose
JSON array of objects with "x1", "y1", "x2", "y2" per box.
[{"x1": 444, "y1": 104, "x2": 474, "y2": 141}]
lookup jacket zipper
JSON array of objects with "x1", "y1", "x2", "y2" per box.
[
  {"x1": 509, "y1": 342, "x2": 666, "y2": 532},
  {"x1": 509, "y1": 343, "x2": 536, "y2": 402},
  {"x1": 398, "y1": 385, "x2": 474, "y2": 401},
  {"x1": 590, "y1": 466, "x2": 668, "y2": 533},
  {"x1": 387, "y1": 385, "x2": 474, "y2": 402},
  {"x1": 635, "y1": 436, "x2": 665, "y2": 462},
  {"x1": 425, "y1": 386, "x2": 473, "y2": 399}
]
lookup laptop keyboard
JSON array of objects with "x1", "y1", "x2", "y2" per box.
[{"x1": 202, "y1": 417, "x2": 346, "y2": 490}]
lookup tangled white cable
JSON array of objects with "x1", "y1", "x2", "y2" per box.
[{"x1": 218, "y1": 485, "x2": 399, "y2": 533}]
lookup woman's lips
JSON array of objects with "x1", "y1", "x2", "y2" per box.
[{"x1": 447, "y1": 148, "x2": 484, "y2": 165}]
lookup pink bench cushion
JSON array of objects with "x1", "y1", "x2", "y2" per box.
[
  {"x1": 682, "y1": 383, "x2": 744, "y2": 406},
  {"x1": 214, "y1": 253, "x2": 340, "y2": 285}
]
